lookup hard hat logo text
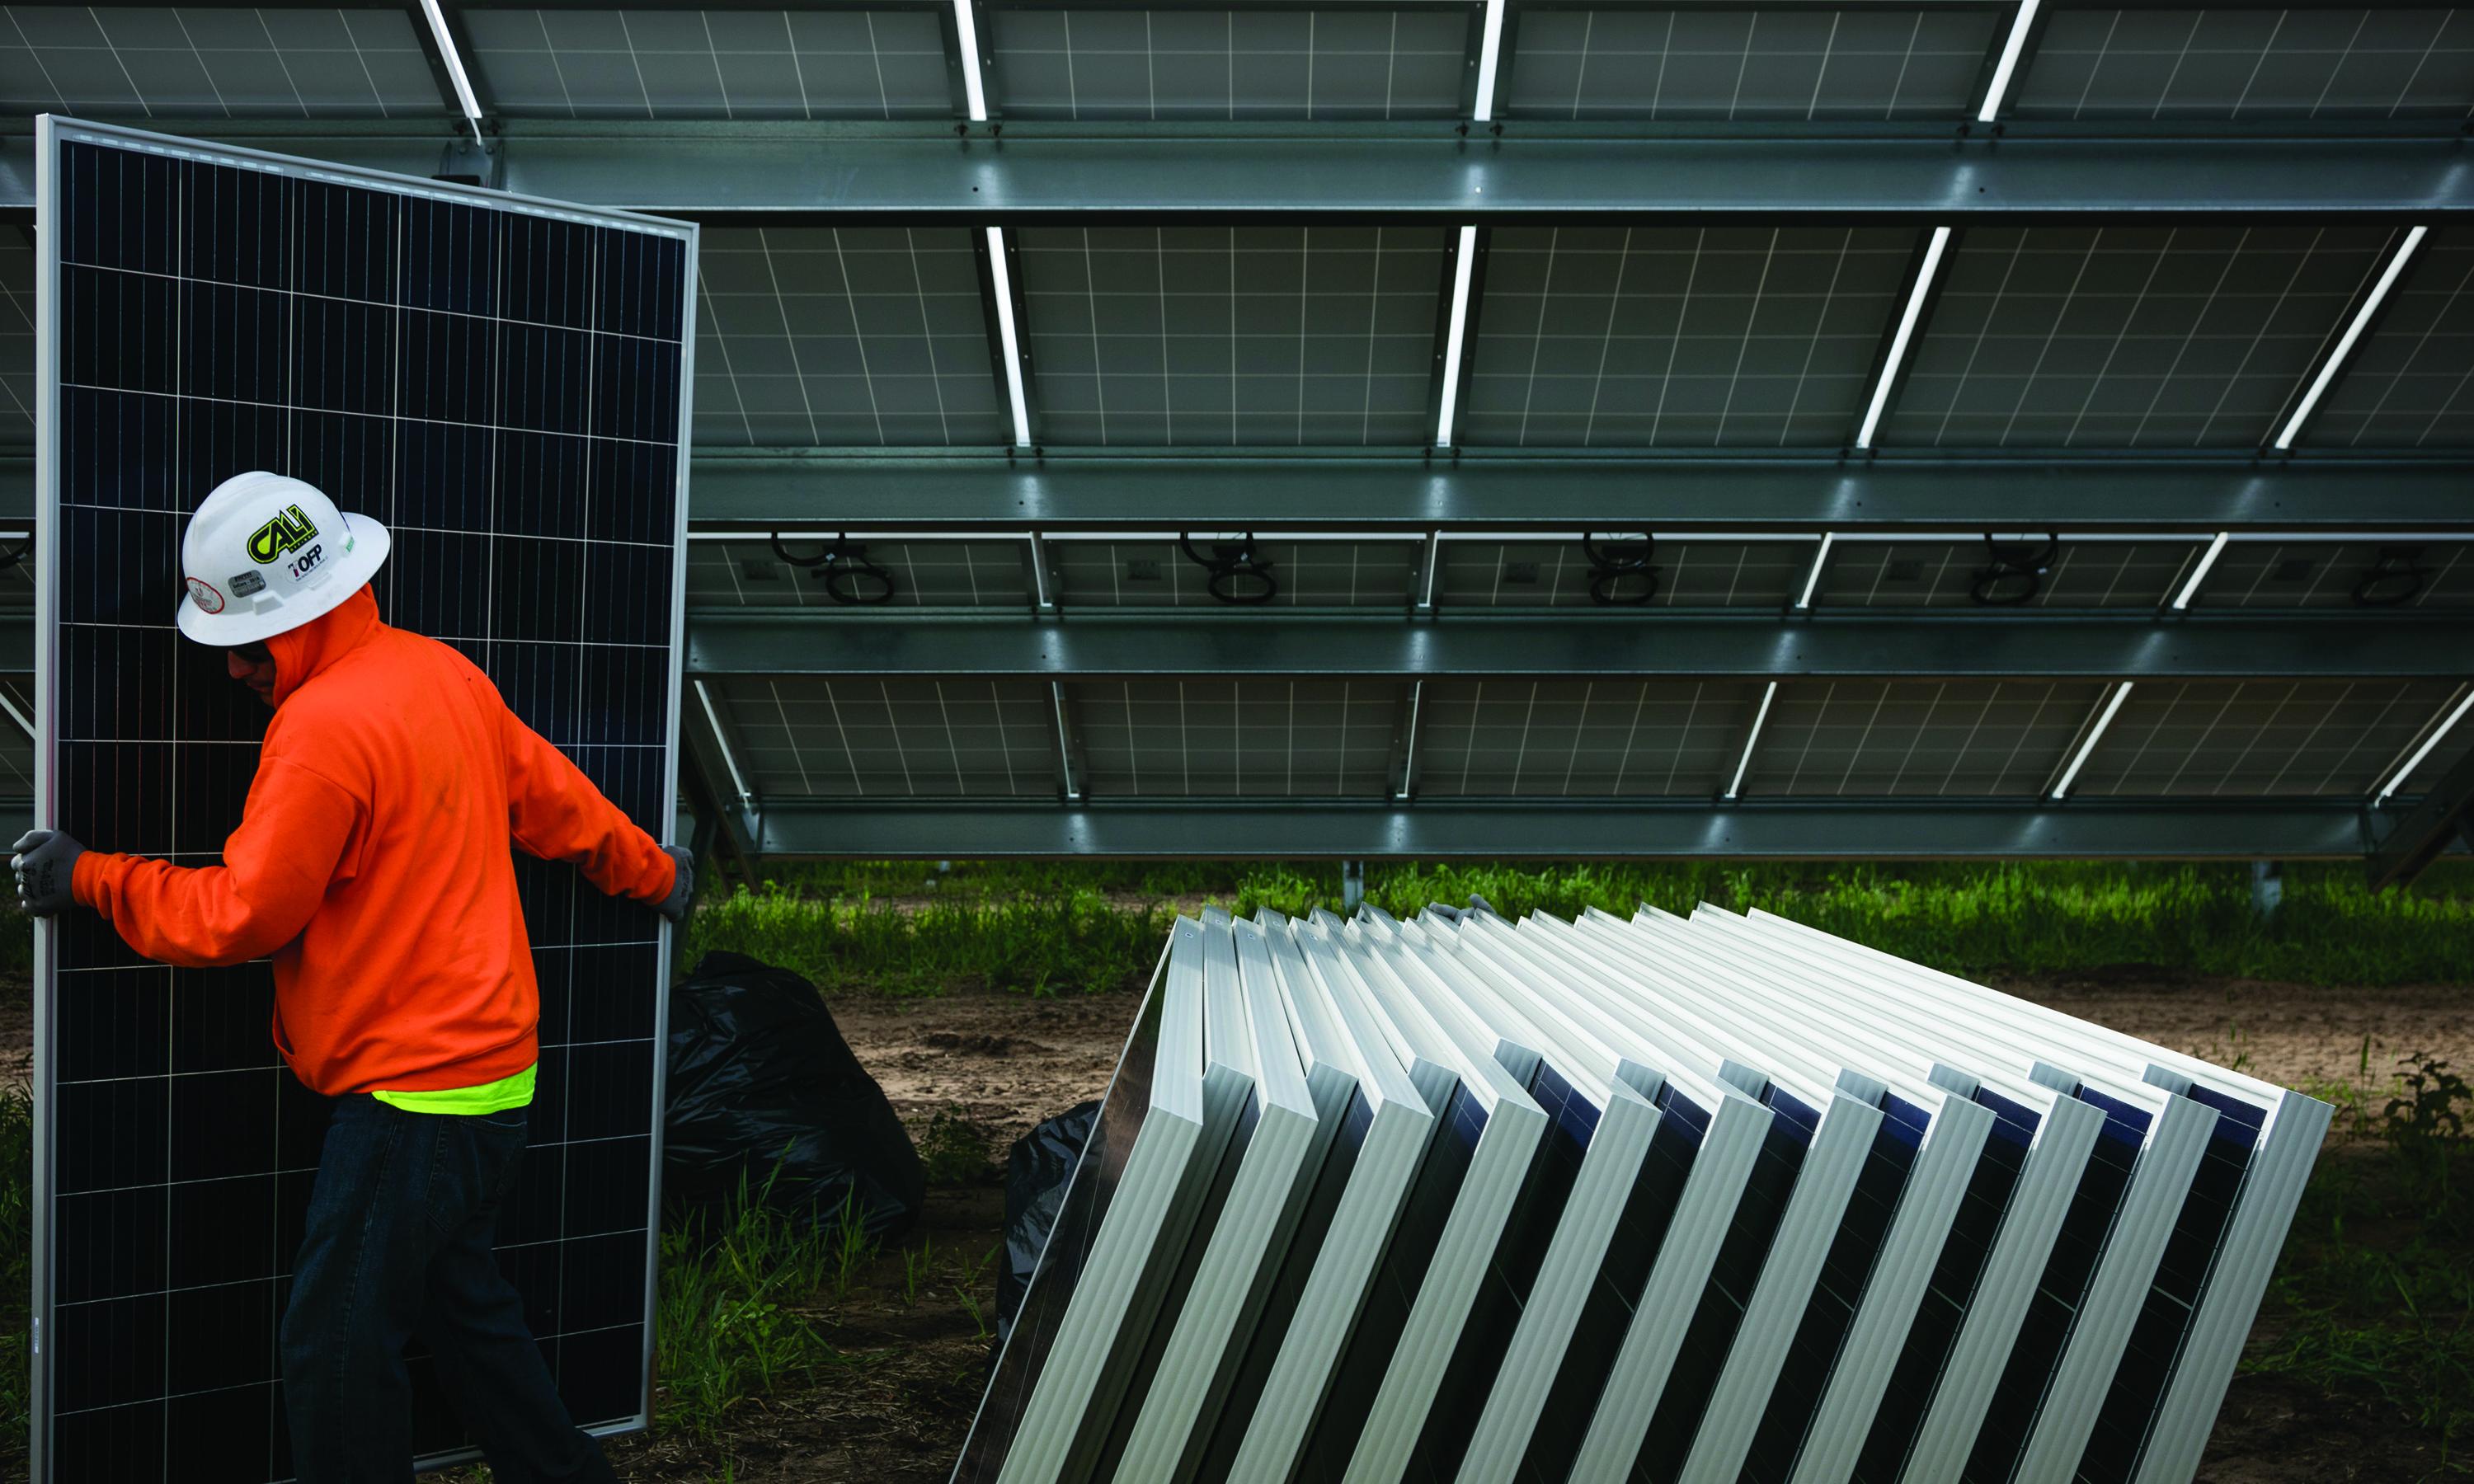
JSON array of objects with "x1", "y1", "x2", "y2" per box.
[{"x1": 247, "y1": 505, "x2": 320, "y2": 565}]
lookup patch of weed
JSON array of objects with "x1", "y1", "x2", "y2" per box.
[
  {"x1": 2246, "y1": 1054, "x2": 2474, "y2": 1474},
  {"x1": 656, "y1": 1165, "x2": 849, "y2": 1441},
  {"x1": 690, "y1": 859, "x2": 2474, "y2": 997},
  {"x1": 918, "y1": 1106, "x2": 993, "y2": 1187}
]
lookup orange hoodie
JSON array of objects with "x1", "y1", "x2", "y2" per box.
[{"x1": 73, "y1": 585, "x2": 676, "y2": 1096}]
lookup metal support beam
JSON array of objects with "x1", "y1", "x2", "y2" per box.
[
  {"x1": 680, "y1": 682, "x2": 760, "y2": 884},
  {"x1": 1048, "y1": 680, "x2": 1085, "y2": 801},
  {"x1": 2368, "y1": 741, "x2": 2474, "y2": 891},
  {"x1": 679, "y1": 455, "x2": 2474, "y2": 536},
  {"x1": 7, "y1": 122, "x2": 2471, "y2": 222},
  {"x1": 684, "y1": 612, "x2": 2474, "y2": 683},
  {"x1": 744, "y1": 799, "x2": 2401, "y2": 861},
  {"x1": 3, "y1": 456, "x2": 2470, "y2": 533}
]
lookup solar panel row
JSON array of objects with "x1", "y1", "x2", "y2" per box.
[
  {"x1": 662, "y1": 219, "x2": 2470, "y2": 453},
  {"x1": 954, "y1": 902, "x2": 2328, "y2": 1484},
  {"x1": 9, "y1": 4, "x2": 2465, "y2": 124},
  {"x1": 685, "y1": 672, "x2": 2472, "y2": 805}
]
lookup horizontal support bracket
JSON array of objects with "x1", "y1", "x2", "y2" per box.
[
  {"x1": 14, "y1": 456, "x2": 2474, "y2": 534},
  {"x1": 745, "y1": 800, "x2": 2404, "y2": 860},
  {"x1": 5, "y1": 124, "x2": 2473, "y2": 221},
  {"x1": 685, "y1": 613, "x2": 2474, "y2": 683},
  {"x1": 684, "y1": 455, "x2": 2474, "y2": 535}
]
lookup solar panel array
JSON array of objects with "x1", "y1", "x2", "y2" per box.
[
  {"x1": 32, "y1": 120, "x2": 692, "y2": 1482},
  {"x1": 459, "y1": 6, "x2": 957, "y2": 119},
  {"x1": 2010, "y1": 7, "x2": 2474, "y2": 120},
  {"x1": 960, "y1": 903, "x2": 2330, "y2": 1484},
  {"x1": 1014, "y1": 226, "x2": 1451, "y2": 447},
  {"x1": 985, "y1": 5, "x2": 1478, "y2": 120},
  {"x1": 1495, "y1": 7, "x2": 2005, "y2": 121}
]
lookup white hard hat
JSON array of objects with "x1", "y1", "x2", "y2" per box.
[{"x1": 176, "y1": 472, "x2": 391, "y2": 646}]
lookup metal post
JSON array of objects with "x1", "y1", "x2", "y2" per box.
[
  {"x1": 2251, "y1": 861, "x2": 2283, "y2": 922},
  {"x1": 1343, "y1": 860, "x2": 1366, "y2": 913}
]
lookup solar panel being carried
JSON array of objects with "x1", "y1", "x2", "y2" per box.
[{"x1": 31, "y1": 116, "x2": 694, "y2": 1482}]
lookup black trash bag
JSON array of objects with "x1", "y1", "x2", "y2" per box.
[
  {"x1": 663, "y1": 950, "x2": 924, "y2": 1242},
  {"x1": 995, "y1": 1099, "x2": 1102, "y2": 1350}
]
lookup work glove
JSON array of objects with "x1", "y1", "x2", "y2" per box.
[
  {"x1": 654, "y1": 846, "x2": 694, "y2": 923},
  {"x1": 12, "y1": 829, "x2": 86, "y2": 917}
]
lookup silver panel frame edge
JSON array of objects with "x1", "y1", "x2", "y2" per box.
[{"x1": 28, "y1": 106, "x2": 59, "y2": 1484}]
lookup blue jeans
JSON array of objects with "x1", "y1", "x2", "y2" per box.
[{"x1": 280, "y1": 1095, "x2": 618, "y2": 1484}]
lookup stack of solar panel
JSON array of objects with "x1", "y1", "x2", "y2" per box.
[{"x1": 952, "y1": 902, "x2": 2330, "y2": 1484}]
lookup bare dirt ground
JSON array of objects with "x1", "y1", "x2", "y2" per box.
[{"x1": 9, "y1": 970, "x2": 2467, "y2": 1482}]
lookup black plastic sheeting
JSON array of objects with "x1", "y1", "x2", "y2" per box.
[
  {"x1": 996, "y1": 1099, "x2": 1103, "y2": 1350},
  {"x1": 664, "y1": 951, "x2": 924, "y2": 1242}
]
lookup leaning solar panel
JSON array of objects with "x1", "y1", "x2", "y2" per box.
[
  {"x1": 1363, "y1": 918, "x2": 1603, "y2": 1483},
  {"x1": 33, "y1": 117, "x2": 692, "y2": 1482},
  {"x1": 1199, "y1": 911, "x2": 1442, "y2": 1483},
  {"x1": 1106, "y1": 917, "x2": 1328, "y2": 1481},
  {"x1": 1715, "y1": 911, "x2": 2226, "y2": 1484},
  {"x1": 1740, "y1": 911, "x2": 2331, "y2": 1484},
  {"x1": 1291, "y1": 923, "x2": 1548, "y2": 1484},
  {"x1": 1627, "y1": 911, "x2": 2000, "y2": 1484},
  {"x1": 1677, "y1": 907, "x2": 2111, "y2": 1484},
  {"x1": 1465, "y1": 915, "x2": 1787, "y2": 1484},
  {"x1": 1512, "y1": 913, "x2": 1875, "y2": 1484},
  {"x1": 1376, "y1": 915, "x2": 1667, "y2": 1484},
  {"x1": 953, "y1": 916, "x2": 1233, "y2": 1484},
  {"x1": 1412, "y1": 913, "x2": 1717, "y2": 1484},
  {"x1": 1574, "y1": 909, "x2": 1992, "y2": 1484}
]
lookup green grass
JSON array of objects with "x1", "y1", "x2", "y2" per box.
[
  {"x1": 0, "y1": 1082, "x2": 27, "y2": 1472},
  {"x1": 917, "y1": 1106, "x2": 995, "y2": 1187},
  {"x1": 686, "y1": 858, "x2": 2474, "y2": 994},
  {"x1": 2244, "y1": 1055, "x2": 2474, "y2": 1476},
  {"x1": 654, "y1": 1167, "x2": 854, "y2": 1443}
]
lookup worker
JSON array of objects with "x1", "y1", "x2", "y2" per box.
[{"x1": 13, "y1": 471, "x2": 691, "y2": 1484}]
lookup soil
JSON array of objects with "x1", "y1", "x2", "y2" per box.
[{"x1": 9, "y1": 970, "x2": 2468, "y2": 1482}]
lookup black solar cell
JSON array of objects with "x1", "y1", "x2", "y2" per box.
[
  {"x1": 1740, "y1": 679, "x2": 2108, "y2": 800},
  {"x1": 1413, "y1": 678, "x2": 1763, "y2": 800}
]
